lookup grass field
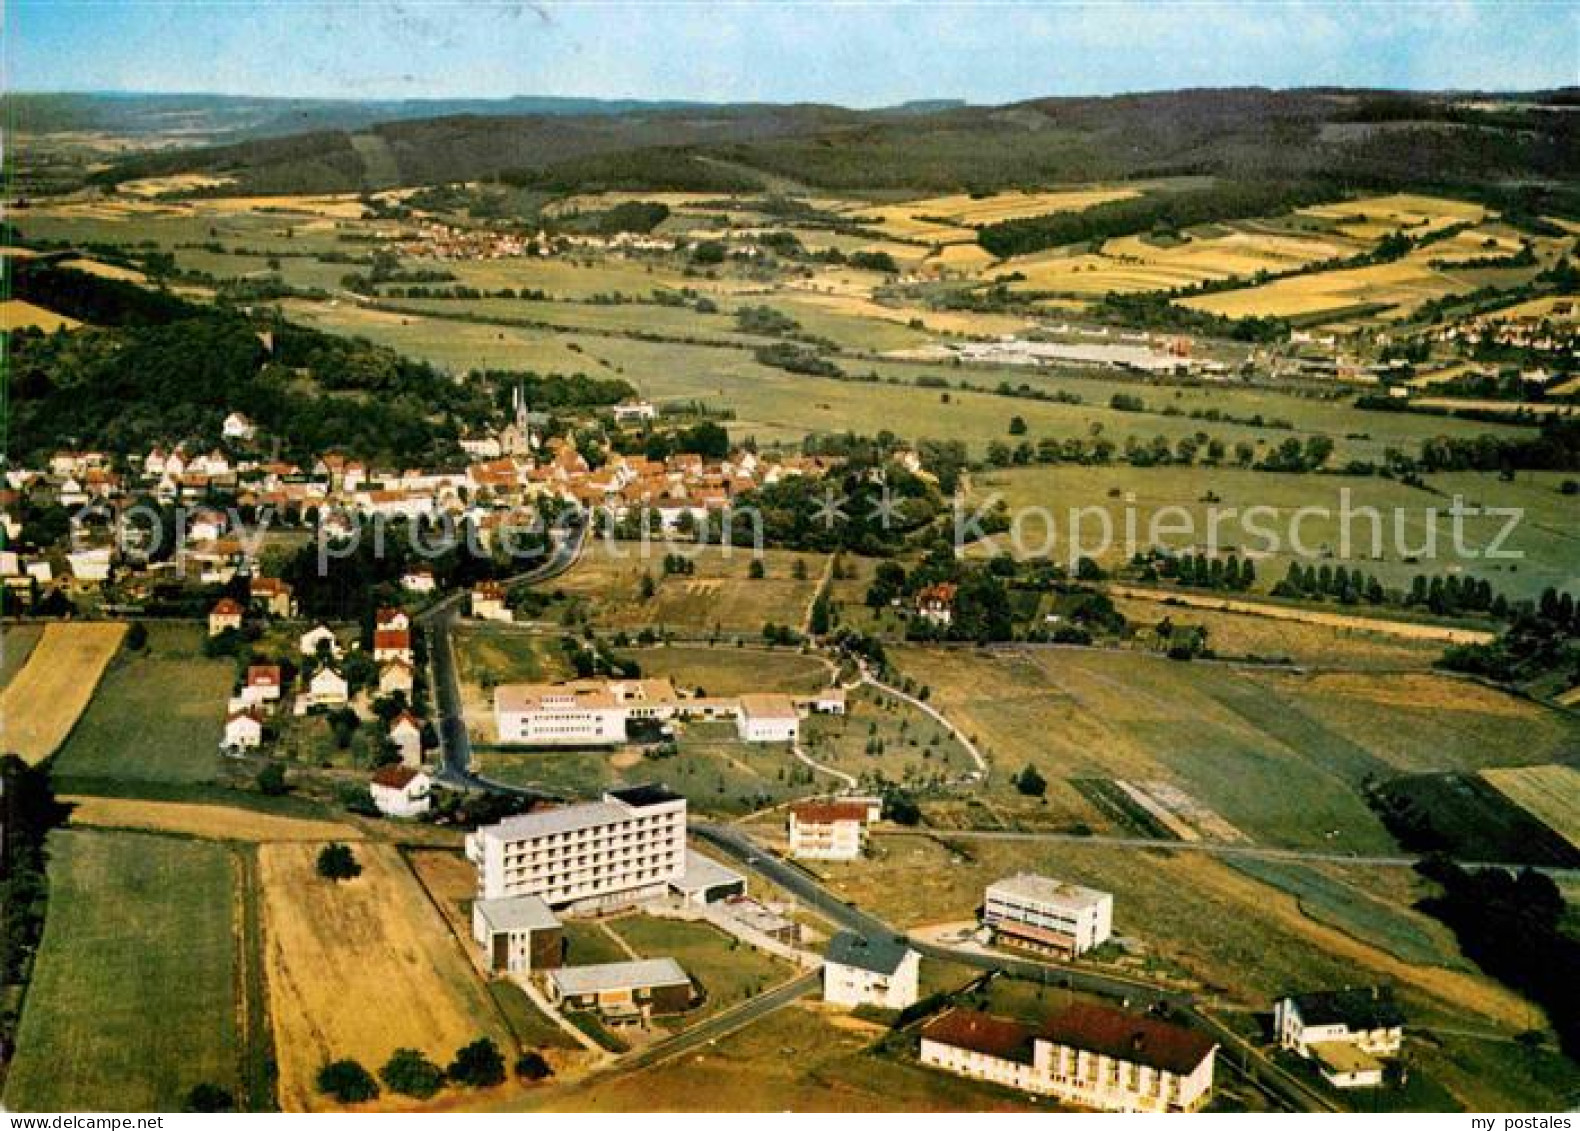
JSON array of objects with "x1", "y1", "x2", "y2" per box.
[
  {"x1": 1481, "y1": 764, "x2": 1580, "y2": 850},
  {"x1": 621, "y1": 644, "x2": 831, "y2": 696},
  {"x1": 4, "y1": 830, "x2": 243, "y2": 1112},
  {"x1": 890, "y1": 645, "x2": 1579, "y2": 850},
  {"x1": 0, "y1": 621, "x2": 126, "y2": 764},
  {"x1": 257, "y1": 841, "x2": 511, "y2": 1111},
  {"x1": 1105, "y1": 595, "x2": 1445, "y2": 669},
  {"x1": 841, "y1": 834, "x2": 1537, "y2": 1034},
  {"x1": 549, "y1": 544, "x2": 828, "y2": 633},
  {"x1": 64, "y1": 794, "x2": 364, "y2": 842},
  {"x1": 0, "y1": 623, "x2": 44, "y2": 687},
  {"x1": 972, "y1": 463, "x2": 1572, "y2": 600},
  {"x1": 604, "y1": 914, "x2": 789, "y2": 1019},
  {"x1": 1223, "y1": 858, "x2": 1464, "y2": 967},
  {"x1": 1373, "y1": 772, "x2": 1580, "y2": 866},
  {"x1": 51, "y1": 623, "x2": 231, "y2": 784},
  {"x1": 478, "y1": 717, "x2": 822, "y2": 815},
  {"x1": 526, "y1": 1001, "x2": 1037, "y2": 1112}
]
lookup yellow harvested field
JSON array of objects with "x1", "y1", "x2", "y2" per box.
[
  {"x1": 1300, "y1": 193, "x2": 1487, "y2": 239},
  {"x1": 58, "y1": 256, "x2": 148, "y2": 283},
  {"x1": 1177, "y1": 255, "x2": 1469, "y2": 321},
  {"x1": 64, "y1": 796, "x2": 364, "y2": 843},
  {"x1": 846, "y1": 187, "x2": 1139, "y2": 243},
  {"x1": 0, "y1": 300, "x2": 81, "y2": 333},
  {"x1": 1006, "y1": 249, "x2": 1219, "y2": 294},
  {"x1": 0, "y1": 623, "x2": 126, "y2": 763},
  {"x1": 1482, "y1": 293, "x2": 1580, "y2": 325},
  {"x1": 116, "y1": 173, "x2": 238, "y2": 197},
  {"x1": 258, "y1": 842, "x2": 510, "y2": 1111},
  {"x1": 1105, "y1": 585, "x2": 1497, "y2": 645},
  {"x1": 1483, "y1": 765, "x2": 1580, "y2": 849},
  {"x1": 780, "y1": 289, "x2": 1032, "y2": 336}
]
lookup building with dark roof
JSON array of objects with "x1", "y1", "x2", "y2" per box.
[
  {"x1": 1275, "y1": 986, "x2": 1404, "y2": 1089},
  {"x1": 823, "y1": 931, "x2": 921, "y2": 1010},
  {"x1": 919, "y1": 1004, "x2": 1217, "y2": 1112}
]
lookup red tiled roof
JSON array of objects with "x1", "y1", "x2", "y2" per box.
[
  {"x1": 920, "y1": 1009, "x2": 1036, "y2": 1065},
  {"x1": 1039, "y1": 1004, "x2": 1216, "y2": 1076},
  {"x1": 792, "y1": 800, "x2": 872, "y2": 825},
  {"x1": 372, "y1": 765, "x2": 424, "y2": 790},
  {"x1": 246, "y1": 665, "x2": 281, "y2": 687},
  {"x1": 374, "y1": 629, "x2": 410, "y2": 651},
  {"x1": 212, "y1": 598, "x2": 243, "y2": 615}
]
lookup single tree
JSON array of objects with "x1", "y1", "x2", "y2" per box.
[
  {"x1": 256, "y1": 762, "x2": 289, "y2": 796},
  {"x1": 514, "y1": 1051, "x2": 553, "y2": 1081},
  {"x1": 184, "y1": 1083, "x2": 235, "y2": 1112},
  {"x1": 317, "y1": 842, "x2": 362, "y2": 882}
]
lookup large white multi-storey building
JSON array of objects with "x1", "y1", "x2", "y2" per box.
[
  {"x1": 983, "y1": 873, "x2": 1113, "y2": 958},
  {"x1": 466, "y1": 785, "x2": 687, "y2": 911},
  {"x1": 920, "y1": 1004, "x2": 1217, "y2": 1113}
]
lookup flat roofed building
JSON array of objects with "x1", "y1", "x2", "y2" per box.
[
  {"x1": 736, "y1": 693, "x2": 799, "y2": 743},
  {"x1": 669, "y1": 849, "x2": 747, "y2": 906},
  {"x1": 788, "y1": 797, "x2": 882, "y2": 861},
  {"x1": 1274, "y1": 986, "x2": 1403, "y2": 1089},
  {"x1": 920, "y1": 1004, "x2": 1217, "y2": 1113},
  {"x1": 493, "y1": 678, "x2": 681, "y2": 746},
  {"x1": 984, "y1": 872, "x2": 1113, "y2": 957},
  {"x1": 472, "y1": 894, "x2": 564, "y2": 974},
  {"x1": 823, "y1": 931, "x2": 920, "y2": 1010},
  {"x1": 466, "y1": 785, "x2": 686, "y2": 911},
  {"x1": 546, "y1": 957, "x2": 694, "y2": 1020}
]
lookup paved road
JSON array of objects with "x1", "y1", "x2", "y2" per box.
[
  {"x1": 418, "y1": 519, "x2": 587, "y2": 796},
  {"x1": 873, "y1": 828, "x2": 1580, "y2": 880},
  {"x1": 598, "y1": 970, "x2": 820, "y2": 1078}
]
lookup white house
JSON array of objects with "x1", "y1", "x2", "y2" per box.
[
  {"x1": 298, "y1": 624, "x2": 341, "y2": 657},
  {"x1": 736, "y1": 693, "x2": 799, "y2": 743},
  {"x1": 222, "y1": 709, "x2": 263, "y2": 751},
  {"x1": 470, "y1": 581, "x2": 512, "y2": 622},
  {"x1": 370, "y1": 766, "x2": 431, "y2": 818},
  {"x1": 823, "y1": 932, "x2": 921, "y2": 1010},
  {"x1": 66, "y1": 548, "x2": 113, "y2": 583},
  {"x1": 222, "y1": 412, "x2": 256, "y2": 441},
  {"x1": 373, "y1": 627, "x2": 413, "y2": 664},
  {"x1": 788, "y1": 797, "x2": 882, "y2": 861},
  {"x1": 1274, "y1": 987, "x2": 1403, "y2": 1089},
  {"x1": 242, "y1": 664, "x2": 283, "y2": 706},
  {"x1": 208, "y1": 598, "x2": 244, "y2": 637},
  {"x1": 611, "y1": 399, "x2": 657, "y2": 424},
  {"x1": 389, "y1": 711, "x2": 424, "y2": 766},
  {"x1": 400, "y1": 567, "x2": 437, "y2": 593},
  {"x1": 379, "y1": 659, "x2": 415, "y2": 698},
  {"x1": 303, "y1": 666, "x2": 349, "y2": 710}
]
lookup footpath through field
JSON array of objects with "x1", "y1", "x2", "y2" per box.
[{"x1": 1106, "y1": 584, "x2": 1497, "y2": 645}]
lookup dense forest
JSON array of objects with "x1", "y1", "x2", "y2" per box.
[
  {"x1": 8, "y1": 265, "x2": 489, "y2": 466},
  {"x1": 71, "y1": 88, "x2": 1580, "y2": 200}
]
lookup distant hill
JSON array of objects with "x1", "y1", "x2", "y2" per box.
[{"x1": 32, "y1": 87, "x2": 1580, "y2": 203}]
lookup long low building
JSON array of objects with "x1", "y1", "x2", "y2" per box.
[
  {"x1": 984, "y1": 873, "x2": 1113, "y2": 957},
  {"x1": 493, "y1": 678, "x2": 831, "y2": 747},
  {"x1": 920, "y1": 1004, "x2": 1217, "y2": 1112},
  {"x1": 546, "y1": 957, "x2": 695, "y2": 1021},
  {"x1": 1274, "y1": 986, "x2": 1404, "y2": 1089}
]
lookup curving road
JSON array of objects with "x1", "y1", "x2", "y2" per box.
[{"x1": 417, "y1": 517, "x2": 587, "y2": 796}]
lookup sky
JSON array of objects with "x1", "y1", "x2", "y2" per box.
[{"x1": 8, "y1": 1, "x2": 1577, "y2": 106}]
